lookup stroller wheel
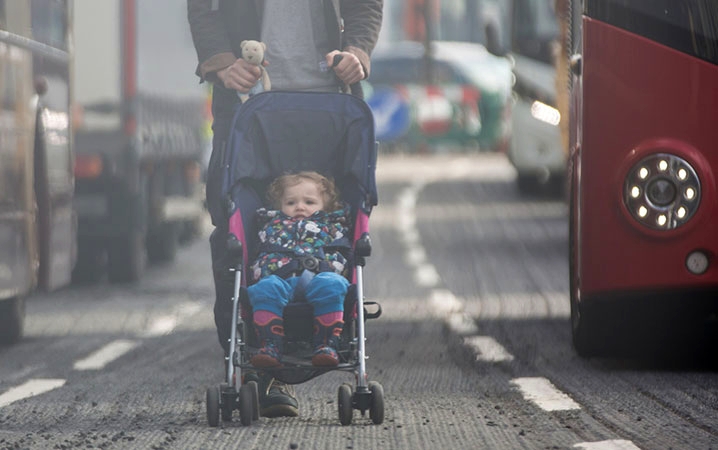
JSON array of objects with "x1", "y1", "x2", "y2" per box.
[
  {"x1": 337, "y1": 384, "x2": 353, "y2": 426},
  {"x1": 220, "y1": 383, "x2": 234, "y2": 422},
  {"x1": 247, "y1": 380, "x2": 260, "y2": 421},
  {"x1": 239, "y1": 383, "x2": 256, "y2": 426},
  {"x1": 206, "y1": 386, "x2": 220, "y2": 427},
  {"x1": 368, "y1": 381, "x2": 385, "y2": 425}
]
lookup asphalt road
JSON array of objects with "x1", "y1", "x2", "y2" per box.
[{"x1": 1, "y1": 153, "x2": 716, "y2": 450}]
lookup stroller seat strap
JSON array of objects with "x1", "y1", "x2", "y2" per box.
[{"x1": 292, "y1": 269, "x2": 315, "y2": 303}]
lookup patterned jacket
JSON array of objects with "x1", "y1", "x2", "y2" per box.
[{"x1": 250, "y1": 205, "x2": 351, "y2": 282}]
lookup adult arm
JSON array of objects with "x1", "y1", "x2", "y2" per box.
[
  {"x1": 187, "y1": 0, "x2": 238, "y2": 83},
  {"x1": 338, "y1": 0, "x2": 383, "y2": 79}
]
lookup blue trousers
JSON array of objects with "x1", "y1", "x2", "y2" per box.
[{"x1": 248, "y1": 272, "x2": 349, "y2": 317}]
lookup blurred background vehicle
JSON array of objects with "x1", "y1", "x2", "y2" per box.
[
  {"x1": 366, "y1": 40, "x2": 512, "y2": 153},
  {"x1": 368, "y1": 0, "x2": 513, "y2": 153},
  {"x1": 0, "y1": 0, "x2": 76, "y2": 344},
  {"x1": 504, "y1": 0, "x2": 566, "y2": 196},
  {"x1": 71, "y1": 0, "x2": 210, "y2": 283},
  {"x1": 373, "y1": 0, "x2": 570, "y2": 198}
]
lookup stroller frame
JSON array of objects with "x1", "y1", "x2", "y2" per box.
[{"x1": 205, "y1": 91, "x2": 384, "y2": 427}]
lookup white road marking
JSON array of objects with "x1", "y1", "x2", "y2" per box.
[
  {"x1": 75, "y1": 302, "x2": 203, "y2": 370},
  {"x1": 430, "y1": 289, "x2": 464, "y2": 316},
  {"x1": 511, "y1": 377, "x2": 581, "y2": 411},
  {"x1": 143, "y1": 315, "x2": 178, "y2": 337},
  {"x1": 446, "y1": 312, "x2": 479, "y2": 336},
  {"x1": 464, "y1": 336, "x2": 514, "y2": 362},
  {"x1": 573, "y1": 440, "x2": 642, "y2": 450},
  {"x1": 415, "y1": 265, "x2": 441, "y2": 287},
  {"x1": 140, "y1": 301, "x2": 203, "y2": 338},
  {"x1": 73, "y1": 339, "x2": 140, "y2": 371},
  {"x1": 405, "y1": 246, "x2": 427, "y2": 266},
  {"x1": 0, "y1": 379, "x2": 66, "y2": 408},
  {"x1": 396, "y1": 183, "x2": 442, "y2": 289}
]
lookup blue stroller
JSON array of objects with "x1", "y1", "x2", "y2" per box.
[{"x1": 205, "y1": 91, "x2": 384, "y2": 426}]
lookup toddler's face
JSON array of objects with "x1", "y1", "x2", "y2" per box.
[{"x1": 280, "y1": 180, "x2": 325, "y2": 218}]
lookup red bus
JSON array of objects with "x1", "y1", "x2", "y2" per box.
[
  {"x1": 569, "y1": 0, "x2": 718, "y2": 356},
  {"x1": 0, "y1": 1, "x2": 76, "y2": 344}
]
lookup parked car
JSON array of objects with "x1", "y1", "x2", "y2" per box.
[{"x1": 365, "y1": 40, "x2": 513, "y2": 152}]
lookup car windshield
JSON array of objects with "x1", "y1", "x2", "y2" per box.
[{"x1": 513, "y1": 0, "x2": 560, "y2": 64}]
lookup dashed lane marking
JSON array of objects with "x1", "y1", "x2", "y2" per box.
[
  {"x1": 415, "y1": 265, "x2": 441, "y2": 287},
  {"x1": 139, "y1": 301, "x2": 203, "y2": 338},
  {"x1": 1, "y1": 301, "x2": 206, "y2": 409},
  {"x1": 391, "y1": 157, "x2": 641, "y2": 449},
  {"x1": 73, "y1": 339, "x2": 140, "y2": 371},
  {"x1": 446, "y1": 312, "x2": 479, "y2": 336},
  {"x1": 573, "y1": 440, "x2": 642, "y2": 450},
  {"x1": 0, "y1": 379, "x2": 66, "y2": 408},
  {"x1": 511, "y1": 377, "x2": 581, "y2": 411},
  {"x1": 464, "y1": 335, "x2": 514, "y2": 362},
  {"x1": 430, "y1": 289, "x2": 464, "y2": 316}
]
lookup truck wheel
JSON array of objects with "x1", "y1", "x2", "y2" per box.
[
  {"x1": 108, "y1": 232, "x2": 145, "y2": 283},
  {"x1": 178, "y1": 218, "x2": 201, "y2": 245},
  {"x1": 0, "y1": 296, "x2": 25, "y2": 344},
  {"x1": 72, "y1": 238, "x2": 106, "y2": 284},
  {"x1": 146, "y1": 222, "x2": 179, "y2": 263}
]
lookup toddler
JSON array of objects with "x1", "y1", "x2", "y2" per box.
[{"x1": 248, "y1": 171, "x2": 350, "y2": 367}]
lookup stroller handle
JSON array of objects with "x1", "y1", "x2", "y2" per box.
[{"x1": 332, "y1": 54, "x2": 364, "y2": 99}]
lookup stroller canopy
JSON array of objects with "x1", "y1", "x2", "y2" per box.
[{"x1": 222, "y1": 91, "x2": 378, "y2": 214}]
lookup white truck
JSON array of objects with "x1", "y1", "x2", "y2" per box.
[{"x1": 72, "y1": 0, "x2": 209, "y2": 282}]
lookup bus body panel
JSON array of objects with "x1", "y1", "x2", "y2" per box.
[
  {"x1": 0, "y1": 0, "x2": 75, "y2": 343},
  {"x1": 32, "y1": 0, "x2": 76, "y2": 291},
  {"x1": 578, "y1": 17, "x2": 718, "y2": 298}
]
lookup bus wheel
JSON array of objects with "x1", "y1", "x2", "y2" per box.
[
  {"x1": 108, "y1": 232, "x2": 145, "y2": 283},
  {"x1": 571, "y1": 295, "x2": 594, "y2": 357},
  {"x1": 0, "y1": 296, "x2": 25, "y2": 344},
  {"x1": 568, "y1": 173, "x2": 595, "y2": 358}
]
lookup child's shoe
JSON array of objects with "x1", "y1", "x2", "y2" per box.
[
  {"x1": 251, "y1": 342, "x2": 282, "y2": 368},
  {"x1": 251, "y1": 315, "x2": 284, "y2": 368},
  {"x1": 311, "y1": 316, "x2": 343, "y2": 367},
  {"x1": 311, "y1": 345, "x2": 340, "y2": 366}
]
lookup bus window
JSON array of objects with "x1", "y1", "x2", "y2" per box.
[
  {"x1": 587, "y1": 0, "x2": 718, "y2": 64},
  {"x1": 30, "y1": 0, "x2": 68, "y2": 50}
]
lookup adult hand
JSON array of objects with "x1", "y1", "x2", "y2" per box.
[
  {"x1": 216, "y1": 58, "x2": 268, "y2": 92},
  {"x1": 326, "y1": 50, "x2": 365, "y2": 86}
]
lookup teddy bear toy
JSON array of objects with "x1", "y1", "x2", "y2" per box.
[{"x1": 238, "y1": 40, "x2": 271, "y2": 103}]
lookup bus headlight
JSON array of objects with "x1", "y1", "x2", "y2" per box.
[{"x1": 624, "y1": 154, "x2": 700, "y2": 230}]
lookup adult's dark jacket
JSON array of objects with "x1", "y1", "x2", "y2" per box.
[{"x1": 188, "y1": 0, "x2": 383, "y2": 120}]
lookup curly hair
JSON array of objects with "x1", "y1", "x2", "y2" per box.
[{"x1": 266, "y1": 171, "x2": 341, "y2": 212}]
